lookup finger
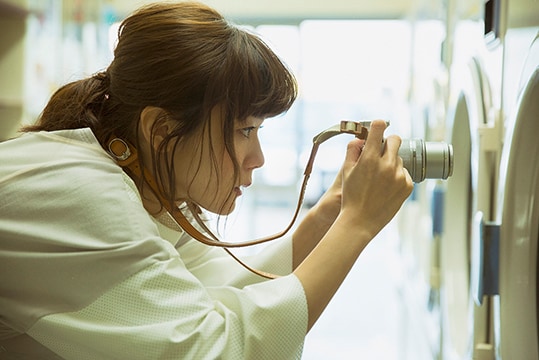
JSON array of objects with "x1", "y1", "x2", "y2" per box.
[
  {"x1": 397, "y1": 153, "x2": 414, "y2": 193},
  {"x1": 403, "y1": 167, "x2": 413, "y2": 185},
  {"x1": 383, "y1": 134, "x2": 402, "y2": 158},
  {"x1": 363, "y1": 120, "x2": 387, "y2": 154},
  {"x1": 345, "y1": 138, "x2": 364, "y2": 163}
]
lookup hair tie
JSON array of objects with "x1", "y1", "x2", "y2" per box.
[{"x1": 92, "y1": 71, "x2": 111, "y2": 103}]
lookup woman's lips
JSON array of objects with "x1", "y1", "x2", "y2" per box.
[{"x1": 235, "y1": 183, "x2": 251, "y2": 197}]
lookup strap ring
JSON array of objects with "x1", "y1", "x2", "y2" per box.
[{"x1": 108, "y1": 138, "x2": 132, "y2": 161}]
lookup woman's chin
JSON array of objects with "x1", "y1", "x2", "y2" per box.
[
  {"x1": 204, "y1": 201, "x2": 236, "y2": 216},
  {"x1": 219, "y1": 204, "x2": 236, "y2": 215}
]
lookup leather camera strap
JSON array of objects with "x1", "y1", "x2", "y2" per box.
[{"x1": 107, "y1": 120, "x2": 368, "y2": 279}]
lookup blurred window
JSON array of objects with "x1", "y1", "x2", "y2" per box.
[{"x1": 252, "y1": 20, "x2": 413, "y2": 206}]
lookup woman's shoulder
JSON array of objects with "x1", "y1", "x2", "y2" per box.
[
  {"x1": 0, "y1": 128, "x2": 139, "y2": 223},
  {"x1": 0, "y1": 127, "x2": 167, "y2": 265},
  {"x1": 1, "y1": 128, "x2": 114, "y2": 173}
]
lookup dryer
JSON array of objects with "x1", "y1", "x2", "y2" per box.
[
  {"x1": 436, "y1": 0, "x2": 538, "y2": 359},
  {"x1": 472, "y1": 0, "x2": 539, "y2": 357},
  {"x1": 441, "y1": 55, "x2": 500, "y2": 360},
  {"x1": 440, "y1": 10, "x2": 503, "y2": 359},
  {"x1": 494, "y1": 30, "x2": 539, "y2": 360}
]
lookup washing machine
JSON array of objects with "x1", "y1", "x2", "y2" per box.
[
  {"x1": 441, "y1": 57, "x2": 501, "y2": 360},
  {"x1": 494, "y1": 37, "x2": 539, "y2": 360},
  {"x1": 455, "y1": 0, "x2": 539, "y2": 360},
  {"x1": 491, "y1": 2, "x2": 539, "y2": 356},
  {"x1": 440, "y1": 4, "x2": 504, "y2": 357}
]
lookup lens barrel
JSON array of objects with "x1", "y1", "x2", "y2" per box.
[{"x1": 398, "y1": 139, "x2": 454, "y2": 183}]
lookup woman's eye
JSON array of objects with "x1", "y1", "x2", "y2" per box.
[{"x1": 240, "y1": 126, "x2": 256, "y2": 138}]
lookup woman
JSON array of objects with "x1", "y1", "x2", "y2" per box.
[{"x1": 0, "y1": 2, "x2": 412, "y2": 359}]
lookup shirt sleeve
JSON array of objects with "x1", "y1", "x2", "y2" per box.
[
  {"x1": 163, "y1": 227, "x2": 297, "y2": 289},
  {"x1": 147, "y1": 178, "x2": 299, "y2": 288},
  {"x1": 26, "y1": 255, "x2": 308, "y2": 360}
]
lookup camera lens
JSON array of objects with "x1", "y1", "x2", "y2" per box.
[{"x1": 398, "y1": 139, "x2": 454, "y2": 183}]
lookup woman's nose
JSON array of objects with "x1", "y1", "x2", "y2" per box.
[{"x1": 247, "y1": 140, "x2": 265, "y2": 170}]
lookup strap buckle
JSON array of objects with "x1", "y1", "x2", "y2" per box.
[{"x1": 108, "y1": 138, "x2": 132, "y2": 162}]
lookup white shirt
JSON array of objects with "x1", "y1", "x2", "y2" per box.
[{"x1": 0, "y1": 129, "x2": 307, "y2": 359}]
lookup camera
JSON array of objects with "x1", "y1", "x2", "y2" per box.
[
  {"x1": 398, "y1": 138, "x2": 454, "y2": 183},
  {"x1": 324, "y1": 121, "x2": 454, "y2": 183}
]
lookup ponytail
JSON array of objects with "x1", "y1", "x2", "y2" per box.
[{"x1": 22, "y1": 71, "x2": 139, "y2": 146}]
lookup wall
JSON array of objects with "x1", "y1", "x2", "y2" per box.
[
  {"x1": 108, "y1": 0, "x2": 440, "y2": 22},
  {"x1": 0, "y1": 0, "x2": 27, "y2": 140}
]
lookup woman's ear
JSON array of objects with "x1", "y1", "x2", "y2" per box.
[{"x1": 139, "y1": 106, "x2": 169, "y2": 148}]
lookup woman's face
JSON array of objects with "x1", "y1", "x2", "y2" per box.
[{"x1": 174, "y1": 110, "x2": 265, "y2": 215}]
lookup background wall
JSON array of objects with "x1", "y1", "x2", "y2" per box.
[{"x1": 107, "y1": 0, "x2": 440, "y2": 21}]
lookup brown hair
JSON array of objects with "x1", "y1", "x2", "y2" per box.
[{"x1": 24, "y1": 1, "x2": 297, "y2": 213}]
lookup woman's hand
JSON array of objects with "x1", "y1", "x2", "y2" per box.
[
  {"x1": 338, "y1": 120, "x2": 413, "y2": 237},
  {"x1": 291, "y1": 131, "x2": 362, "y2": 267},
  {"x1": 293, "y1": 119, "x2": 413, "y2": 331},
  {"x1": 293, "y1": 120, "x2": 412, "y2": 268},
  {"x1": 307, "y1": 120, "x2": 412, "y2": 236}
]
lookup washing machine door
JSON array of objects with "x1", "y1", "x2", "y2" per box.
[
  {"x1": 441, "y1": 90, "x2": 473, "y2": 359},
  {"x1": 497, "y1": 65, "x2": 539, "y2": 360},
  {"x1": 441, "y1": 56, "x2": 496, "y2": 359}
]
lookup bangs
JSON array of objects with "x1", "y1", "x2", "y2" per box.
[{"x1": 211, "y1": 28, "x2": 298, "y2": 122}]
